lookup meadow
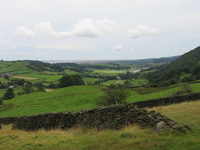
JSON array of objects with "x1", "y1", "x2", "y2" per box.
[
  {"x1": 0, "y1": 100, "x2": 199, "y2": 150},
  {"x1": 0, "y1": 82, "x2": 199, "y2": 118}
]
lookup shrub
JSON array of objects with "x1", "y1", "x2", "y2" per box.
[
  {"x1": 0, "y1": 97, "x2": 3, "y2": 105},
  {"x1": 36, "y1": 86, "x2": 46, "y2": 92},
  {"x1": 2, "y1": 88, "x2": 15, "y2": 100},
  {"x1": 181, "y1": 76, "x2": 194, "y2": 83},
  {"x1": 23, "y1": 84, "x2": 34, "y2": 94},
  {"x1": 97, "y1": 87, "x2": 130, "y2": 106}
]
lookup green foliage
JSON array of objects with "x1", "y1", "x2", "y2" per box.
[
  {"x1": 22, "y1": 84, "x2": 34, "y2": 94},
  {"x1": 181, "y1": 75, "x2": 194, "y2": 83},
  {"x1": 97, "y1": 85, "x2": 130, "y2": 106},
  {"x1": 124, "y1": 80, "x2": 133, "y2": 87},
  {"x1": 58, "y1": 75, "x2": 85, "y2": 88},
  {"x1": 0, "y1": 97, "x2": 2, "y2": 105},
  {"x1": 4, "y1": 75, "x2": 9, "y2": 80},
  {"x1": 36, "y1": 87, "x2": 46, "y2": 92},
  {"x1": 147, "y1": 46, "x2": 200, "y2": 86},
  {"x1": 27, "y1": 60, "x2": 64, "y2": 72},
  {"x1": 2, "y1": 88, "x2": 15, "y2": 100}
]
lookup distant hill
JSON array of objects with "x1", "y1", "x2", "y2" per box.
[
  {"x1": 146, "y1": 46, "x2": 200, "y2": 86},
  {"x1": 109, "y1": 56, "x2": 179, "y2": 65}
]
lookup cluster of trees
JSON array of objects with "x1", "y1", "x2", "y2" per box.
[
  {"x1": 0, "y1": 84, "x2": 46, "y2": 105},
  {"x1": 0, "y1": 78, "x2": 34, "y2": 89},
  {"x1": 57, "y1": 63, "x2": 91, "y2": 73},
  {"x1": 58, "y1": 75, "x2": 85, "y2": 88},
  {"x1": 27, "y1": 61, "x2": 65, "y2": 72},
  {"x1": 118, "y1": 71, "x2": 140, "y2": 80}
]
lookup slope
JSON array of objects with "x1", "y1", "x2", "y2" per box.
[{"x1": 147, "y1": 46, "x2": 200, "y2": 86}]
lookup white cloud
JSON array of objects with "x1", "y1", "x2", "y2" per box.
[
  {"x1": 35, "y1": 18, "x2": 117, "y2": 38},
  {"x1": 112, "y1": 45, "x2": 134, "y2": 52},
  {"x1": 129, "y1": 25, "x2": 160, "y2": 38},
  {"x1": 15, "y1": 26, "x2": 35, "y2": 39},
  {"x1": 69, "y1": 19, "x2": 101, "y2": 37}
]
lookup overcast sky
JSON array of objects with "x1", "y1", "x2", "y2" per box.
[{"x1": 0, "y1": 0, "x2": 200, "y2": 61}]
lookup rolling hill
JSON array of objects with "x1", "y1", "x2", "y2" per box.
[{"x1": 146, "y1": 46, "x2": 200, "y2": 86}]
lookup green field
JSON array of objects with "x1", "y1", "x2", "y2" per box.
[
  {"x1": 92, "y1": 68, "x2": 127, "y2": 75},
  {"x1": 0, "y1": 83, "x2": 198, "y2": 118},
  {"x1": 0, "y1": 85, "x2": 103, "y2": 117}
]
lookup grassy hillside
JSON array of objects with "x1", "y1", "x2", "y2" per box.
[
  {"x1": 1, "y1": 83, "x2": 199, "y2": 118},
  {"x1": 0, "y1": 85, "x2": 103, "y2": 117},
  {"x1": 147, "y1": 46, "x2": 200, "y2": 86},
  {"x1": 0, "y1": 100, "x2": 199, "y2": 150}
]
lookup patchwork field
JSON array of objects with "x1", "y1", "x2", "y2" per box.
[{"x1": 12, "y1": 76, "x2": 38, "y2": 80}]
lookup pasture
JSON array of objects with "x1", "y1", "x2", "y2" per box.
[
  {"x1": 0, "y1": 101, "x2": 199, "y2": 150},
  {"x1": 1, "y1": 83, "x2": 199, "y2": 118}
]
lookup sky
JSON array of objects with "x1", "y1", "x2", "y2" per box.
[{"x1": 0, "y1": 0, "x2": 200, "y2": 61}]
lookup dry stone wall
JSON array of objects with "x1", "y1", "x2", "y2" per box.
[
  {"x1": 131, "y1": 92, "x2": 200, "y2": 108},
  {"x1": 12, "y1": 104, "x2": 189, "y2": 132},
  {"x1": 1, "y1": 92, "x2": 200, "y2": 132},
  {"x1": 0, "y1": 117, "x2": 19, "y2": 125}
]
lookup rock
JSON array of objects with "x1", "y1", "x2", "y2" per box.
[
  {"x1": 172, "y1": 124, "x2": 189, "y2": 133},
  {"x1": 155, "y1": 121, "x2": 166, "y2": 132},
  {"x1": 183, "y1": 125, "x2": 192, "y2": 131}
]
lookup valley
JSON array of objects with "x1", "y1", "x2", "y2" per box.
[{"x1": 0, "y1": 47, "x2": 200, "y2": 150}]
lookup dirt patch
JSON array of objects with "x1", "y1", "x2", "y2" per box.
[{"x1": 12, "y1": 76, "x2": 38, "y2": 80}]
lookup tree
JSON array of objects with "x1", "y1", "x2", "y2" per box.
[
  {"x1": 0, "y1": 97, "x2": 3, "y2": 105},
  {"x1": 181, "y1": 76, "x2": 194, "y2": 83},
  {"x1": 4, "y1": 75, "x2": 9, "y2": 80},
  {"x1": 58, "y1": 75, "x2": 85, "y2": 88},
  {"x1": 2, "y1": 88, "x2": 15, "y2": 100},
  {"x1": 36, "y1": 86, "x2": 46, "y2": 92},
  {"x1": 23, "y1": 84, "x2": 34, "y2": 94},
  {"x1": 97, "y1": 87, "x2": 130, "y2": 106},
  {"x1": 124, "y1": 80, "x2": 133, "y2": 87}
]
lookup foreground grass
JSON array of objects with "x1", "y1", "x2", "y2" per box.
[{"x1": 0, "y1": 101, "x2": 200, "y2": 150}]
